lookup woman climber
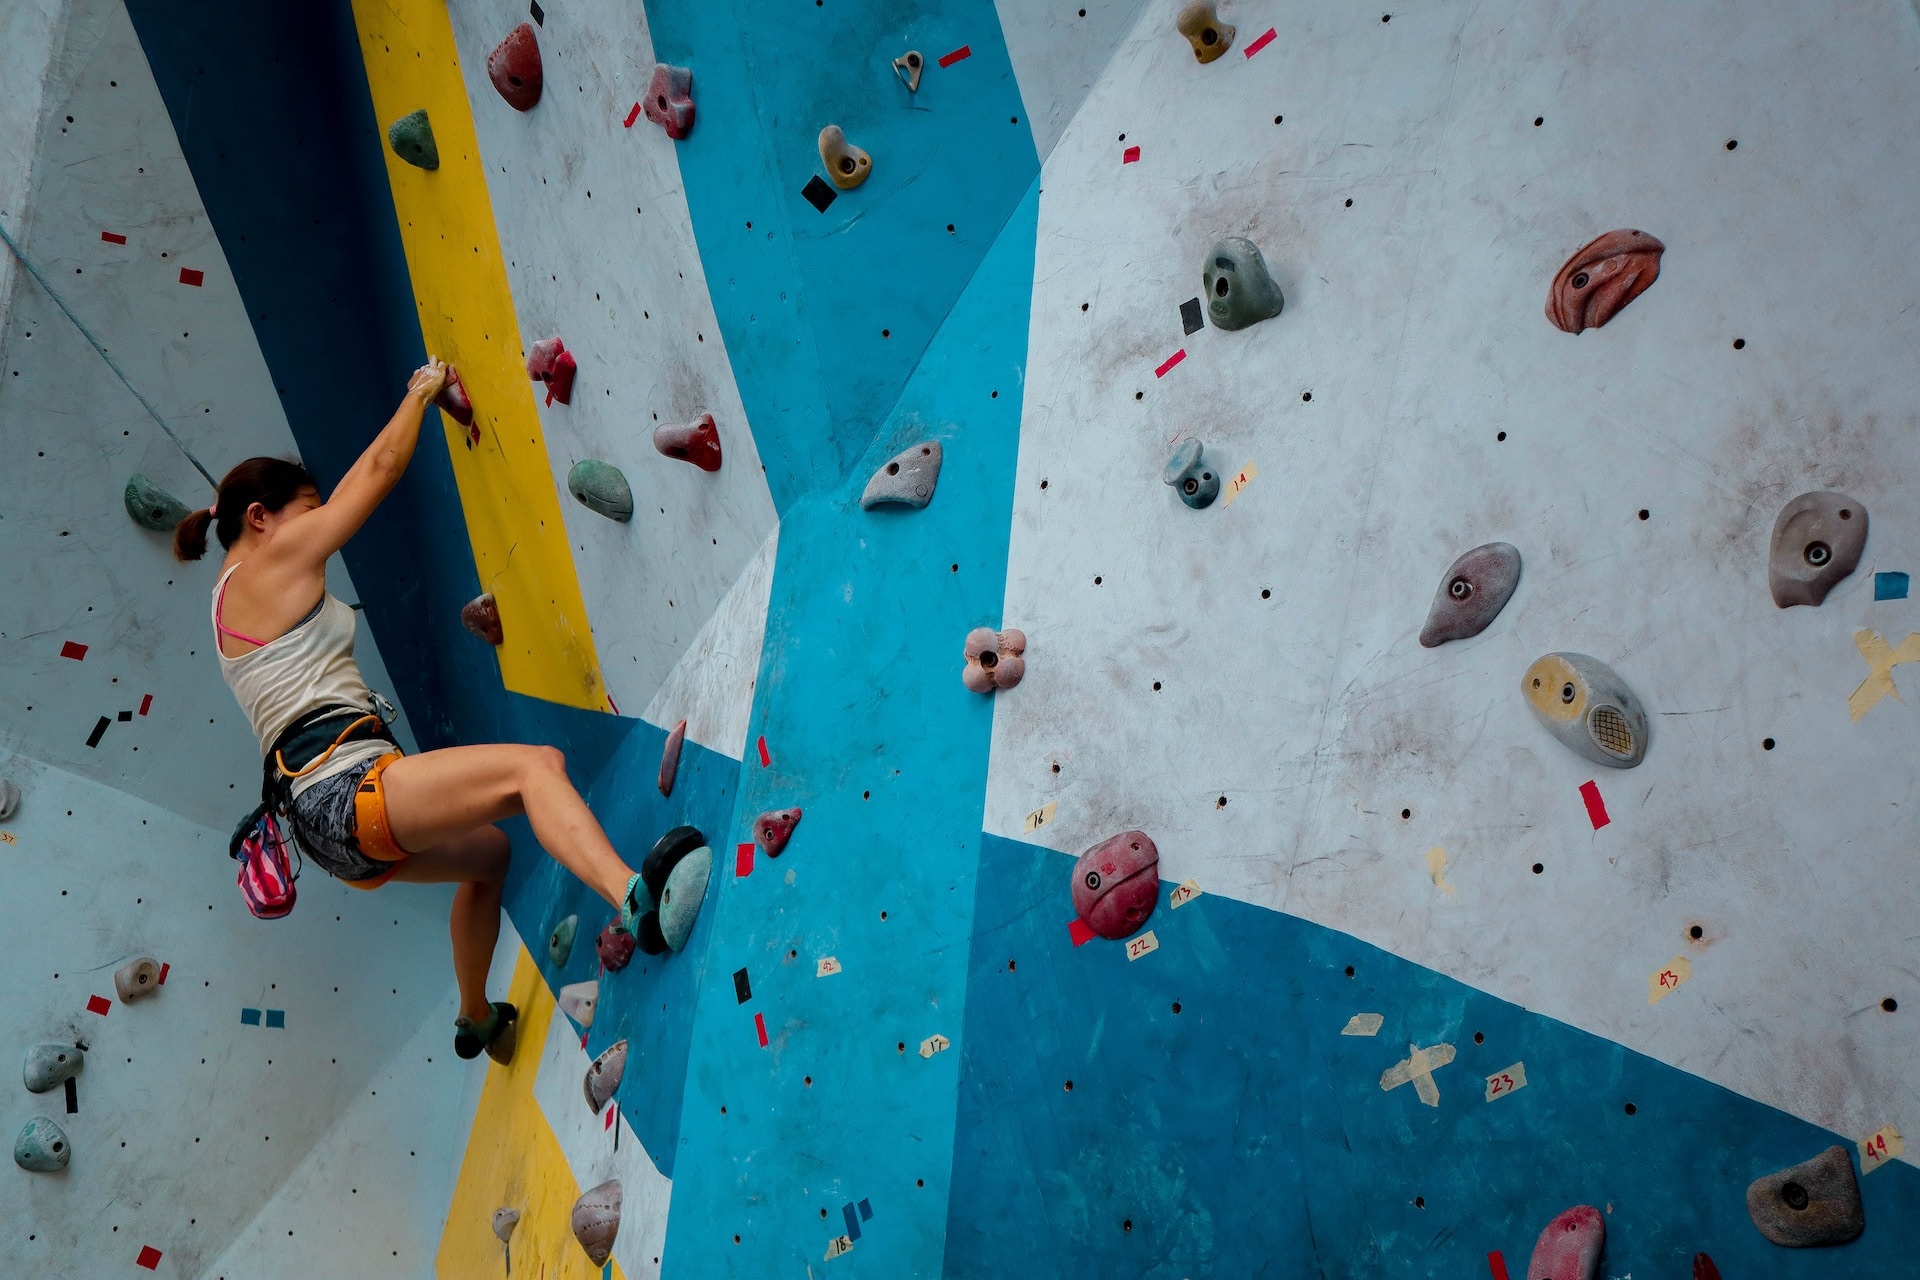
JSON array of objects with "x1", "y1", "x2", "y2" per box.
[{"x1": 175, "y1": 358, "x2": 654, "y2": 1063}]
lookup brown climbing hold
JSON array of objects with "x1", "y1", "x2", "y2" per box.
[
  {"x1": 597, "y1": 923, "x2": 636, "y2": 972},
  {"x1": 583, "y1": 1039, "x2": 627, "y2": 1114},
  {"x1": 643, "y1": 64, "x2": 695, "y2": 139},
  {"x1": 1420, "y1": 543, "x2": 1522, "y2": 647},
  {"x1": 436, "y1": 364, "x2": 474, "y2": 428},
  {"x1": 487, "y1": 23, "x2": 543, "y2": 111},
  {"x1": 1072, "y1": 831, "x2": 1160, "y2": 940},
  {"x1": 1768, "y1": 492, "x2": 1867, "y2": 608},
  {"x1": 461, "y1": 594, "x2": 503, "y2": 645},
  {"x1": 1546, "y1": 230, "x2": 1664, "y2": 333},
  {"x1": 1746, "y1": 1145, "x2": 1864, "y2": 1247},
  {"x1": 962, "y1": 627, "x2": 1027, "y2": 693},
  {"x1": 755, "y1": 808, "x2": 802, "y2": 857},
  {"x1": 658, "y1": 719, "x2": 687, "y2": 796},
  {"x1": 527, "y1": 337, "x2": 576, "y2": 405},
  {"x1": 1526, "y1": 1205, "x2": 1604, "y2": 1280},
  {"x1": 1175, "y1": 0, "x2": 1236, "y2": 62},
  {"x1": 819, "y1": 125, "x2": 872, "y2": 189},
  {"x1": 114, "y1": 957, "x2": 162, "y2": 1003},
  {"x1": 572, "y1": 1179, "x2": 623, "y2": 1265},
  {"x1": 653, "y1": 414, "x2": 722, "y2": 472}
]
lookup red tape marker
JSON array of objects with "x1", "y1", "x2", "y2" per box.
[
  {"x1": 156, "y1": 963, "x2": 169, "y2": 985},
  {"x1": 623, "y1": 102, "x2": 642, "y2": 127},
  {"x1": 757, "y1": 735, "x2": 771, "y2": 767},
  {"x1": 937, "y1": 45, "x2": 971, "y2": 68},
  {"x1": 1487, "y1": 1251, "x2": 1509, "y2": 1280},
  {"x1": 754, "y1": 1011, "x2": 769, "y2": 1046},
  {"x1": 87, "y1": 995, "x2": 111, "y2": 1016},
  {"x1": 1579, "y1": 779, "x2": 1610, "y2": 830},
  {"x1": 178, "y1": 267, "x2": 204, "y2": 287},
  {"x1": 60, "y1": 641, "x2": 87, "y2": 661},
  {"x1": 1154, "y1": 349, "x2": 1186, "y2": 378},
  {"x1": 1245, "y1": 27, "x2": 1277, "y2": 57},
  {"x1": 137, "y1": 1246, "x2": 163, "y2": 1270},
  {"x1": 1068, "y1": 918, "x2": 1096, "y2": 946},
  {"x1": 138, "y1": 694, "x2": 152, "y2": 716},
  {"x1": 1122, "y1": 145, "x2": 1140, "y2": 164},
  {"x1": 735, "y1": 841, "x2": 755, "y2": 878},
  {"x1": 604, "y1": 1103, "x2": 616, "y2": 1130},
  {"x1": 100, "y1": 231, "x2": 127, "y2": 245}
]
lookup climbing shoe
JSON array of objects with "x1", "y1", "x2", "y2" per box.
[
  {"x1": 454, "y1": 1000, "x2": 519, "y2": 1065},
  {"x1": 617, "y1": 872, "x2": 648, "y2": 937}
]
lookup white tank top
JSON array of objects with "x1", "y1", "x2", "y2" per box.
[{"x1": 213, "y1": 565, "x2": 391, "y2": 795}]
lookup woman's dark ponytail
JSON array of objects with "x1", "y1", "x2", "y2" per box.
[
  {"x1": 173, "y1": 507, "x2": 215, "y2": 562},
  {"x1": 171, "y1": 456, "x2": 318, "y2": 564}
]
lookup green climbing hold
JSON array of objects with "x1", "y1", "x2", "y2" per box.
[
  {"x1": 388, "y1": 110, "x2": 440, "y2": 170},
  {"x1": 548, "y1": 914, "x2": 578, "y2": 967},
  {"x1": 657, "y1": 844, "x2": 712, "y2": 952},
  {"x1": 23, "y1": 1043, "x2": 84, "y2": 1094},
  {"x1": 124, "y1": 474, "x2": 192, "y2": 532},
  {"x1": 1203, "y1": 236, "x2": 1285, "y2": 331},
  {"x1": 14, "y1": 1116, "x2": 70, "y2": 1171},
  {"x1": 567, "y1": 460, "x2": 634, "y2": 523}
]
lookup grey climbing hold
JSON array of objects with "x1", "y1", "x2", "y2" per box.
[
  {"x1": 461, "y1": 593, "x2": 504, "y2": 646},
  {"x1": 387, "y1": 109, "x2": 440, "y2": 170},
  {"x1": 1175, "y1": 0, "x2": 1236, "y2": 62},
  {"x1": 114, "y1": 956, "x2": 162, "y2": 1003},
  {"x1": 1420, "y1": 542, "x2": 1522, "y2": 647},
  {"x1": 583, "y1": 1038, "x2": 627, "y2": 1114},
  {"x1": 567, "y1": 460, "x2": 633, "y2": 523},
  {"x1": 1522, "y1": 653, "x2": 1648, "y2": 769},
  {"x1": 23, "y1": 1043, "x2": 83, "y2": 1094},
  {"x1": 819, "y1": 124, "x2": 872, "y2": 189},
  {"x1": 657, "y1": 845, "x2": 712, "y2": 953},
  {"x1": 123, "y1": 474, "x2": 192, "y2": 532},
  {"x1": 572, "y1": 1179, "x2": 623, "y2": 1266},
  {"x1": 14, "y1": 1116, "x2": 69, "y2": 1171},
  {"x1": 491, "y1": 1207, "x2": 521, "y2": 1243},
  {"x1": 1162, "y1": 438, "x2": 1219, "y2": 509},
  {"x1": 557, "y1": 980, "x2": 598, "y2": 1029},
  {"x1": 1746, "y1": 1145, "x2": 1864, "y2": 1247},
  {"x1": 548, "y1": 914, "x2": 578, "y2": 967},
  {"x1": 893, "y1": 50, "x2": 924, "y2": 92},
  {"x1": 861, "y1": 441, "x2": 943, "y2": 510},
  {"x1": 0, "y1": 778, "x2": 18, "y2": 821},
  {"x1": 1769, "y1": 492, "x2": 1867, "y2": 608},
  {"x1": 1203, "y1": 236, "x2": 1284, "y2": 331}
]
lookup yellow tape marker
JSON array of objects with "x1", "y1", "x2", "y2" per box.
[
  {"x1": 825, "y1": 1235, "x2": 855, "y2": 1260},
  {"x1": 1023, "y1": 801, "x2": 1058, "y2": 833},
  {"x1": 1849, "y1": 630, "x2": 1920, "y2": 721},
  {"x1": 1169, "y1": 879, "x2": 1202, "y2": 908},
  {"x1": 1424, "y1": 847, "x2": 1457, "y2": 896},
  {"x1": 816, "y1": 956, "x2": 842, "y2": 977},
  {"x1": 1220, "y1": 460, "x2": 1258, "y2": 507},
  {"x1": 1125, "y1": 930, "x2": 1160, "y2": 961},
  {"x1": 349, "y1": 0, "x2": 606, "y2": 710},
  {"x1": 1380, "y1": 1042, "x2": 1456, "y2": 1107},
  {"x1": 1861, "y1": 1124, "x2": 1904, "y2": 1174},
  {"x1": 918, "y1": 1033, "x2": 951, "y2": 1058},
  {"x1": 1341, "y1": 1012, "x2": 1384, "y2": 1037},
  {"x1": 1648, "y1": 955, "x2": 1694, "y2": 1004},
  {"x1": 1485, "y1": 1062, "x2": 1528, "y2": 1101}
]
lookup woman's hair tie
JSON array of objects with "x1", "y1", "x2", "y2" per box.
[{"x1": 207, "y1": 504, "x2": 218, "y2": 517}]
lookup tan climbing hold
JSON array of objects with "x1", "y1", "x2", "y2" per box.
[
  {"x1": 115, "y1": 956, "x2": 162, "y2": 1003},
  {"x1": 819, "y1": 125, "x2": 872, "y2": 189},
  {"x1": 1176, "y1": 1, "x2": 1236, "y2": 62},
  {"x1": 893, "y1": 50, "x2": 924, "y2": 92}
]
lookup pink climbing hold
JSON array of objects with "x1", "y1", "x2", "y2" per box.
[
  {"x1": 487, "y1": 23, "x2": 543, "y2": 111},
  {"x1": 658, "y1": 719, "x2": 687, "y2": 796},
  {"x1": 653, "y1": 413, "x2": 723, "y2": 472},
  {"x1": 962, "y1": 627, "x2": 1027, "y2": 693},
  {"x1": 597, "y1": 922, "x2": 636, "y2": 971},
  {"x1": 1526, "y1": 1205, "x2": 1605, "y2": 1280},
  {"x1": 527, "y1": 337, "x2": 577, "y2": 405},
  {"x1": 642, "y1": 64, "x2": 695, "y2": 139},
  {"x1": 754, "y1": 808, "x2": 802, "y2": 857},
  {"x1": 435, "y1": 364, "x2": 474, "y2": 428},
  {"x1": 1071, "y1": 831, "x2": 1160, "y2": 940}
]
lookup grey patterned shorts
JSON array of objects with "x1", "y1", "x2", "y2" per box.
[{"x1": 287, "y1": 753, "x2": 391, "y2": 883}]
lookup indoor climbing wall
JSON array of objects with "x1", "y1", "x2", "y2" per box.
[{"x1": 4, "y1": 0, "x2": 1920, "y2": 1277}]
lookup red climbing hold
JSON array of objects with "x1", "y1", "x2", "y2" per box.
[
  {"x1": 653, "y1": 413, "x2": 723, "y2": 471},
  {"x1": 527, "y1": 337, "x2": 576, "y2": 405},
  {"x1": 436, "y1": 364, "x2": 474, "y2": 427},
  {"x1": 642, "y1": 64, "x2": 695, "y2": 139},
  {"x1": 461, "y1": 594, "x2": 504, "y2": 645},
  {"x1": 597, "y1": 923, "x2": 636, "y2": 971},
  {"x1": 1526, "y1": 1205, "x2": 1604, "y2": 1280},
  {"x1": 1071, "y1": 831, "x2": 1160, "y2": 940},
  {"x1": 1691, "y1": 1255, "x2": 1720, "y2": 1280},
  {"x1": 1546, "y1": 229, "x2": 1663, "y2": 334},
  {"x1": 487, "y1": 23, "x2": 544, "y2": 111},
  {"x1": 754, "y1": 808, "x2": 802, "y2": 856},
  {"x1": 658, "y1": 719, "x2": 686, "y2": 796}
]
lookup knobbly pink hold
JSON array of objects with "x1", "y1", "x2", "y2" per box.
[
  {"x1": 658, "y1": 719, "x2": 686, "y2": 796},
  {"x1": 487, "y1": 23, "x2": 543, "y2": 111},
  {"x1": 436, "y1": 364, "x2": 474, "y2": 428},
  {"x1": 653, "y1": 413, "x2": 722, "y2": 471},
  {"x1": 962, "y1": 626, "x2": 1027, "y2": 693},
  {"x1": 1071, "y1": 831, "x2": 1160, "y2": 940},
  {"x1": 1527, "y1": 1205, "x2": 1605, "y2": 1280},
  {"x1": 755, "y1": 808, "x2": 802, "y2": 856},
  {"x1": 597, "y1": 923, "x2": 635, "y2": 971},
  {"x1": 527, "y1": 337, "x2": 577, "y2": 405},
  {"x1": 643, "y1": 64, "x2": 695, "y2": 139}
]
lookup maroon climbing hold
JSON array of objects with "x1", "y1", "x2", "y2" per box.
[
  {"x1": 1071, "y1": 831, "x2": 1160, "y2": 941},
  {"x1": 962, "y1": 627, "x2": 1027, "y2": 693},
  {"x1": 754, "y1": 808, "x2": 802, "y2": 857},
  {"x1": 487, "y1": 23, "x2": 543, "y2": 111},
  {"x1": 527, "y1": 337, "x2": 576, "y2": 405},
  {"x1": 597, "y1": 922, "x2": 636, "y2": 971},
  {"x1": 642, "y1": 64, "x2": 695, "y2": 139},
  {"x1": 658, "y1": 719, "x2": 686, "y2": 796},
  {"x1": 1526, "y1": 1205, "x2": 1604, "y2": 1280},
  {"x1": 461, "y1": 593, "x2": 503, "y2": 645},
  {"x1": 436, "y1": 364, "x2": 474, "y2": 427},
  {"x1": 1546, "y1": 230, "x2": 1664, "y2": 334},
  {"x1": 1692, "y1": 1255, "x2": 1721, "y2": 1280},
  {"x1": 653, "y1": 413, "x2": 722, "y2": 472},
  {"x1": 1419, "y1": 542, "x2": 1522, "y2": 647}
]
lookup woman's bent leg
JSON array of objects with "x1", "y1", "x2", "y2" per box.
[
  {"x1": 378, "y1": 743, "x2": 635, "y2": 907},
  {"x1": 388, "y1": 826, "x2": 509, "y2": 1022}
]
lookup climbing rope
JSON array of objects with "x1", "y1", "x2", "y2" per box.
[{"x1": 0, "y1": 217, "x2": 218, "y2": 489}]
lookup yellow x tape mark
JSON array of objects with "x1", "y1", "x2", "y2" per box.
[
  {"x1": 1849, "y1": 630, "x2": 1920, "y2": 722},
  {"x1": 1379, "y1": 1042, "x2": 1456, "y2": 1107}
]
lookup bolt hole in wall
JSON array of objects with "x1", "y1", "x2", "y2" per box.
[{"x1": 1691, "y1": 925, "x2": 1705, "y2": 939}]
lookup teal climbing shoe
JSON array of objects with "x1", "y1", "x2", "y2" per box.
[
  {"x1": 617, "y1": 872, "x2": 646, "y2": 936},
  {"x1": 454, "y1": 1001, "x2": 519, "y2": 1065}
]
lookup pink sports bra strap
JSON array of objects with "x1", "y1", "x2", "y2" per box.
[{"x1": 215, "y1": 567, "x2": 273, "y2": 649}]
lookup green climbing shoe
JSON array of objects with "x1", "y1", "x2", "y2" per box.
[{"x1": 454, "y1": 1001, "x2": 519, "y2": 1065}]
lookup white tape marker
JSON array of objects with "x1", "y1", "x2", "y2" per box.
[
  {"x1": 1169, "y1": 879, "x2": 1202, "y2": 908},
  {"x1": 1485, "y1": 1062, "x2": 1527, "y2": 1101},
  {"x1": 1342, "y1": 1013, "x2": 1384, "y2": 1037},
  {"x1": 1380, "y1": 1042, "x2": 1456, "y2": 1107}
]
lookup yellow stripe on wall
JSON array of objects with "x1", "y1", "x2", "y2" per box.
[
  {"x1": 435, "y1": 948, "x2": 625, "y2": 1279},
  {"x1": 350, "y1": 0, "x2": 606, "y2": 711}
]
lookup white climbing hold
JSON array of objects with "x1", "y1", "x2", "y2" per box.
[{"x1": 557, "y1": 980, "x2": 598, "y2": 1029}]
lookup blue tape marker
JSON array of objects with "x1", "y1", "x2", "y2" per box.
[
  {"x1": 265, "y1": 1009, "x2": 285, "y2": 1029},
  {"x1": 858, "y1": 1197, "x2": 872, "y2": 1221},
  {"x1": 843, "y1": 1202, "x2": 861, "y2": 1241},
  {"x1": 1875, "y1": 571, "x2": 1909, "y2": 600},
  {"x1": 240, "y1": 1007, "x2": 262, "y2": 1025}
]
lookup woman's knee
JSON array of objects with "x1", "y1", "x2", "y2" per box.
[{"x1": 522, "y1": 744, "x2": 569, "y2": 783}]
